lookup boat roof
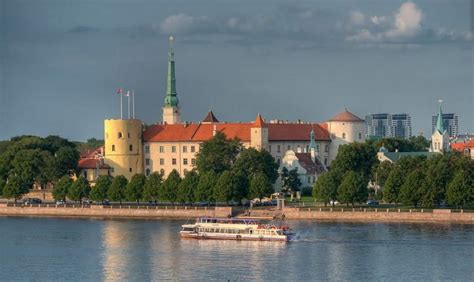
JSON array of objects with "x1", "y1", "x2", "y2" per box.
[{"x1": 198, "y1": 217, "x2": 260, "y2": 224}]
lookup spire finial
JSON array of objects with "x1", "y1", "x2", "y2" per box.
[{"x1": 164, "y1": 35, "x2": 178, "y2": 107}]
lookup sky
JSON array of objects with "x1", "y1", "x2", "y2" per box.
[{"x1": 0, "y1": 0, "x2": 473, "y2": 141}]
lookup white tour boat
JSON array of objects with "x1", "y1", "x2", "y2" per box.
[{"x1": 180, "y1": 217, "x2": 295, "y2": 242}]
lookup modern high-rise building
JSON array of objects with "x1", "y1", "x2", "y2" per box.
[
  {"x1": 431, "y1": 113, "x2": 458, "y2": 138},
  {"x1": 366, "y1": 113, "x2": 412, "y2": 139}
]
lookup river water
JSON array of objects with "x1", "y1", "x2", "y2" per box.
[{"x1": 0, "y1": 217, "x2": 472, "y2": 281}]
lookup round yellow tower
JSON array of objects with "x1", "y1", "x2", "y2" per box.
[{"x1": 104, "y1": 119, "x2": 144, "y2": 180}]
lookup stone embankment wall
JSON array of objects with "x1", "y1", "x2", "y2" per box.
[
  {"x1": 0, "y1": 204, "x2": 233, "y2": 219},
  {"x1": 275, "y1": 207, "x2": 473, "y2": 223}
]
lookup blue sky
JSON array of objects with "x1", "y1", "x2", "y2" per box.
[{"x1": 0, "y1": 0, "x2": 472, "y2": 141}]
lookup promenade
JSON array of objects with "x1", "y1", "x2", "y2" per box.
[{"x1": 0, "y1": 203, "x2": 472, "y2": 223}]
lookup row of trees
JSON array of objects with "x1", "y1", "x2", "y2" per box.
[
  {"x1": 313, "y1": 141, "x2": 474, "y2": 209},
  {"x1": 0, "y1": 135, "x2": 80, "y2": 202}
]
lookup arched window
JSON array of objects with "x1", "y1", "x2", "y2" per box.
[
  {"x1": 129, "y1": 144, "x2": 133, "y2": 151},
  {"x1": 118, "y1": 132, "x2": 123, "y2": 138},
  {"x1": 112, "y1": 145, "x2": 115, "y2": 152}
]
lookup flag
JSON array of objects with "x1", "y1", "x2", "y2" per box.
[{"x1": 117, "y1": 88, "x2": 123, "y2": 95}]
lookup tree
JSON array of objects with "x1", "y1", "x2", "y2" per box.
[
  {"x1": 67, "y1": 177, "x2": 90, "y2": 203},
  {"x1": 446, "y1": 170, "x2": 474, "y2": 209},
  {"x1": 52, "y1": 146, "x2": 80, "y2": 178},
  {"x1": 337, "y1": 171, "x2": 368, "y2": 208},
  {"x1": 233, "y1": 148, "x2": 279, "y2": 183},
  {"x1": 3, "y1": 174, "x2": 30, "y2": 203},
  {"x1": 214, "y1": 171, "x2": 234, "y2": 202},
  {"x1": 281, "y1": 167, "x2": 301, "y2": 195},
  {"x1": 374, "y1": 161, "x2": 393, "y2": 188},
  {"x1": 90, "y1": 175, "x2": 112, "y2": 203},
  {"x1": 399, "y1": 169, "x2": 425, "y2": 208},
  {"x1": 108, "y1": 175, "x2": 128, "y2": 204},
  {"x1": 52, "y1": 175, "x2": 72, "y2": 201},
  {"x1": 177, "y1": 170, "x2": 199, "y2": 204},
  {"x1": 383, "y1": 165, "x2": 405, "y2": 204},
  {"x1": 330, "y1": 143, "x2": 378, "y2": 179},
  {"x1": 231, "y1": 169, "x2": 249, "y2": 201},
  {"x1": 0, "y1": 178, "x2": 5, "y2": 197},
  {"x1": 312, "y1": 172, "x2": 338, "y2": 206},
  {"x1": 163, "y1": 170, "x2": 181, "y2": 203},
  {"x1": 194, "y1": 171, "x2": 217, "y2": 202},
  {"x1": 125, "y1": 174, "x2": 146, "y2": 204},
  {"x1": 195, "y1": 131, "x2": 242, "y2": 174},
  {"x1": 249, "y1": 173, "x2": 273, "y2": 200},
  {"x1": 143, "y1": 172, "x2": 163, "y2": 203}
]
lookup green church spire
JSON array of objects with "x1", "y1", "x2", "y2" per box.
[
  {"x1": 164, "y1": 36, "x2": 179, "y2": 108},
  {"x1": 436, "y1": 100, "x2": 444, "y2": 133}
]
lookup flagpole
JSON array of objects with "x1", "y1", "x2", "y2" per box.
[
  {"x1": 132, "y1": 90, "x2": 135, "y2": 119},
  {"x1": 127, "y1": 91, "x2": 131, "y2": 119},
  {"x1": 120, "y1": 91, "x2": 123, "y2": 119}
]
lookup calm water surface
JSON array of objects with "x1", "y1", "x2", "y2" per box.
[{"x1": 0, "y1": 217, "x2": 472, "y2": 281}]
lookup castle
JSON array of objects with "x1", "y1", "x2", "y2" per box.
[{"x1": 100, "y1": 38, "x2": 366, "y2": 180}]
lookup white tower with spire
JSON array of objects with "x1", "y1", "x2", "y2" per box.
[{"x1": 431, "y1": 100, "x2": 450, "y2": 153}]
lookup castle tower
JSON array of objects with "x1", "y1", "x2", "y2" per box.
[
  {"x1": 104, "y1": 119, "x2": 144, "y2": 180},
  {"x1": 431, "y1": 101, "x2": 450, "y2": 153},
  {"x1": 251, "y1": 114, "x2": 269, "y2": 151},
  {"x1": 326, "y1": 108, "x2": 366, "y2": 164},
  {"x1": 162, "y1": 36, "x2": 181, "y2": 124}
]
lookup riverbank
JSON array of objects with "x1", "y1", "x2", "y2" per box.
[{"x1": 0, "y1": 203, "x2": 473, "y2": 223}]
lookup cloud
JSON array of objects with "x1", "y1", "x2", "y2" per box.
[
  {"x1": 346, "y1": 1, "x2": 471, "y2": 45},
  {"x1": 160, "y1": 14, "x2": 213, "y2": 35},
  {"x1": 349, "y1": 11, "x2": 365, "y2": 26}
]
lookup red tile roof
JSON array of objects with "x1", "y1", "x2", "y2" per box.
[
  {"x1": 451, "y1": 140, "x2": 474, "y2": 151},
  {"x1": 329, "y1": 109, "x2": 364, "y2": 122},
  {"x1": 143, "y1": 122, "x2": 330, "y2": 142},
  {"x1": 295, "y1": 153, "x2": 327, "y2": 174},
  {"x1": 253, "y1": 114, "x2": 267, "y2": 128},
  {"x1": 78, "y1": 158, "x2": 110, "y2": 169}
]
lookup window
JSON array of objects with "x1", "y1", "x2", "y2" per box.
[
  {"x1": 316, "y1": 144, "x2": 320, "y2": 152},
  {"x1": 277, "y1": 145, "x2": 281, "y2": 153},
  {"x1": 191, "y1": 158, "x2": 196, "y2": 165},
  {"x1": 359, "y1": 132, "x2": 362, "y2": 140},
  {"x1": 183, "y1": 146, "x2": 187, "y2": 153},
  {"x1": 324, "y1": 158, "x2": 328, "y2": 165},
  {"x1": 306, "y1": 145, "x2": 309, "y2": 152},
  {"x1": 342, "y1": 133, "x2": 346, "y2": 140},
  {"x1": 172, "y1": 158, "x2": 177, "y2": 165},
  {"x1": 324, "y1": 144, "x2": 329, "y2": 152},
  {"x1": 129, "y1": 168, "x2": 132, "y2": 172},
  {"x1": 118, "y1": 132, "x2": 123, "y2": 138},
  {"x1": 127, "y1": 132, "x2": 130, "y2": 138},
  {"x1": 160, "y1": 169, "x2": 165, "y2": 176},
  {"x1": 277, "y1": 158, "x2": 281, "y2": 165},
  {"x1": 145, "y1": 158, "x2": 150, "y2": 165},
  {"x1": 159, "y1": 146, "x2": 164, "y2": 153},
  {"x1": 307, "y1": 177, "x2": 310, "y2": 183},
  {"x1": 112, "y1": 145, "x2": 115, "y2": 152},
  {"x1": 184, "y1": 169, "x2": 188, "y2": 175},
  {"x1": 183, "y1": 158, "x2": 188, "y2": 165},
  {"x1": 287, "y1": 145, "x2": 291, "y2": 150},
  {"x1": 145, "y1": 146, "x2": 150, "y2": 154},
  {"x1": 172, "y1": 146, "x2": 176, "y2": 153},
  {"x1": 191, "y1": 146, "x2": 195, "y2": 153},
  {"x1": 129, "y1": 144, "x2": 133, "y2": 151},
  {"x1": 160, "y1": 158, "x2": 164, "y2": 165},
  {"x1": 83, "y1": 171, "x2": 87, "y2": 178},
  {"x1": 146, "y1": 169, "x2": 150, "y2": 176},
  {"x1": 111, "y1": 167, "x2": 114, "y2": 173}
]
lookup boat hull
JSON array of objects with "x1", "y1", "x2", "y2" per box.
[{"x1": 180, "y1": 231, "x2": 291, "y2": 242}]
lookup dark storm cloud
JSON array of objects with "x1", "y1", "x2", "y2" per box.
[{"x1": 1, "y1": 0, "x2": 472, "y2": 141}]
